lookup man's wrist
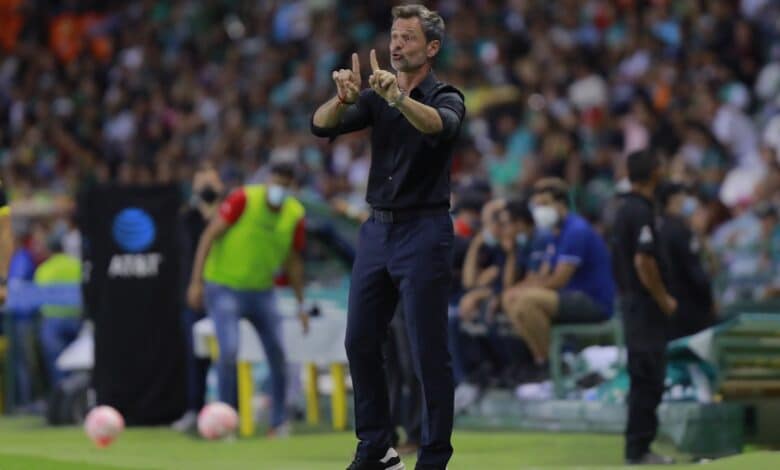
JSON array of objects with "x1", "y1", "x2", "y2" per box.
[
  {"x1": 388, "y1": 90, "x2": 405, "y2": 107},
  {"x1": 337, "y1": 93, "x2": 355, "y2": 106}
]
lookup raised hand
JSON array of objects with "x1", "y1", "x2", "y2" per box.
[
  {"x1": 332, "y1": 53, "x2": 361, "y2": 104},
  {"x1": 368, "y1": 49, "x2": 401, "y2": 104}
]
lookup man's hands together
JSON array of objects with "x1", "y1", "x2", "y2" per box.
[
  {"x1": 368, "y1": 49, "x2": 402, "y2": 104},
  {"x1": 331, "y1": 49, "x2": 401, "y2": 106}
]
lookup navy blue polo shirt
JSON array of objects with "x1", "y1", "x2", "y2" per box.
[
  {"x1": 311, "y1": 72, "x2": 466, "y2": 210},
  {"x1": 545, "y1": 214, "x2": 616, "y2": 316}
]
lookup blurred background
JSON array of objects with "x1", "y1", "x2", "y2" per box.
[
  {"x1": 0, "y1": 0, "x2": 779, "y2": 467},
  {"x1": 1, "y1": 0, "x2": 778, "y2": 302}
]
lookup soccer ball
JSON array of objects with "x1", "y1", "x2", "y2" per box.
[
  {"x1": 84, "y1": 406, "x2": 125, "y2": 447},
  {"x1": 197, "y1": 402, "x2": 238, "y2": 440}
]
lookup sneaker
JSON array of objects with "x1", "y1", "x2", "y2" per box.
[
  {"x1": 171, "y1": 411, "x2": 198, "y2": 433},
  {"x1": 346, "y1": 448, "x2": 405, "y2": 470},
  {"x1": 267, "y1": 422, "x2": 291, "y2": 439},
  {"x1": 626, "y1": 452, "x2": 675, "y2": 465}
]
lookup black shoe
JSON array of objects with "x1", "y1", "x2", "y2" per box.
[
  {"x1": 625, "y1": 452, "x2": 675, "y2": 465},
  {"x1": 347, "y1": 448, "x2": 405, "y2": 470}
]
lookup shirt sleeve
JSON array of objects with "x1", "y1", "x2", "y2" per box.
[
  {"x1": 634, "y1": 206, "x2": 658, "y2": 256},
  {"x1": 556, "y1": 224, "x2": 587, "y2": 266},
  {"x1": 292, "y1": 218, "x2": 306, "y2": 253},
  {"x1": 218, "y1": 188, "x2": 247, "y2": 225},
  {"x1": 310, "y1": 89, "x2": 373, "y2": 141},
  {"x1": 429, "y1": 90, "x2": 466, "y2": 143},
  {"x1": 674, "y1": 224, "x2": 711, "y2": 296}
]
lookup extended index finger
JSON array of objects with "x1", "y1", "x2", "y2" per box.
[
  {"x1": 370, "y1": 49, "x2": 380, "y2": 72},
  {"x1": 352, "y1": 52, "x2": 360, "y2": 76}
]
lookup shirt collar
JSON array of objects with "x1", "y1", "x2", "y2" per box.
[
  {"x1": 628, "y1": 191, "x2": 654, "y2": 207},
  {"x1": 409, "y1": 71, "x2": 437, "y2": 97}
]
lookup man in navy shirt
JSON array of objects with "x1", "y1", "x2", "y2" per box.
[
  {"x1": 502, "y1": 178, "x2": 615, "y2": 367},
  {"x1": 311, "y1": 5, "x2": 465, "y2": 470}
]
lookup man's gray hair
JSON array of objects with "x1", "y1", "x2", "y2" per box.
[{"x1": 391, "y1": 4, "x2": 445, "y2": 43}]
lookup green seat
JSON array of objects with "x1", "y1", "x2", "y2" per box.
[
  {"x1": 549, "y1": 314, "x2": 624, "y2": 398},
  {"x1": 712, "y1": 313, "x2": 780, "y2": 397}
]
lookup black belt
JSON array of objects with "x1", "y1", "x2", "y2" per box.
[{"x1": 370, "y1": 207, "x2": 448, "y2": 223}]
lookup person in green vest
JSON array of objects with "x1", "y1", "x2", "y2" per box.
[
  {"x1": 187, "y1": 163, "x2": 307, "y2": 437},
  {"x1": 0, "y1": 180, "x2": 12, "y2": 302},
  {"x1": 34, "y1": 235, "x2": 82, "y2": 388}
]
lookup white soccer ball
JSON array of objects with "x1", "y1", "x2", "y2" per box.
[
  {"x1": 84, "y1": 406, "x2": 125, "y2": 447},
  {"x1": 197, "y1": 402, "x2": 238, "y2": 440}
]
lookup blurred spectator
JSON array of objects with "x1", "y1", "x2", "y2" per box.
[
  {"x1": 458, "y1": 198, "x2": 507, "y2": 322},
  {"x1": 172, "y1": 162, "x2": 223, "y2": 433},
  {"x1": 7, "y1": 225, "x2": 38, "y2": 407},
  {"x1": 754, "y1": 202, "x2": 780, "y2": 299},
  {"x1": 656, "y1": 182, "x2": 714, "y2": 339},
  {"x1": 502, "y1": 178, "x2": 615, "y2": 368},
  {"x1": 0, "y1": 0, "x2": 778, "y2": 417},
  {"x1": 34, "y1": 235, "x2": 82, "y2": 388},
  {"x1": 452, "y1": 198, "x2": 537, "y2": 410}
]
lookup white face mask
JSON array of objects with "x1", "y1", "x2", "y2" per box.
[
  {"x1": 532, "y1": 205, "x2": 559, "y2": 230},
  {"x1": 482, "y1": 229, "x2": 498, "y2": 247},
  {"x1": 267, "y1": 184, "x2": 288, "y2": 207}
]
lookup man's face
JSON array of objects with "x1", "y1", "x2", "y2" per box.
[
  {"x1": 390, "y1": 17, "x2": 438, "y2": 73},
  {"x1": 667, "y1": 192, "x2": 685, "y2": 216},
  {"x1": 193, "y1": 168, "x2": 223, "y2": 194},
  {"x1": 499, "y1": 210, "x2": 531, "y2": 240}
]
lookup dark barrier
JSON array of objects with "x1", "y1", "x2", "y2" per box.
[{"x1": 81, "y1": 185, "x2": 185, "y2": 425}]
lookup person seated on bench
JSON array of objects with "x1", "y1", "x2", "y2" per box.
[
  {"x1": 453, "y1": 198, "x2": 539, "y2": 406},
  {"x1": 502, "y1": 178, "x2": 616, "y2": 369},
  {"x1": 458, "y1": 198, "x2": 508, "y2": 323}
]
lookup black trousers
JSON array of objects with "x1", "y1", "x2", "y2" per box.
[
  {"x1": 345, "y1": 213, "x2": 454, "y2": 469},
  {"x1": 625, "y1": 348, "x2": 666, "y2": 460}
]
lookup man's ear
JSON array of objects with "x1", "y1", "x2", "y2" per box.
[{"x1": 427, "y1": 40, "x2": 441, "y2": 59}]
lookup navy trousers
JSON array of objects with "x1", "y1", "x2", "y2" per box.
[{"x1": 346, "y1": 212, "x2": 454, "y2": 469}]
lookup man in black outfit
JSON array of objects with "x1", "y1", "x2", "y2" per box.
[
  {"x1": 171, "y1": 163, "x2": 224, "y2": 432},
  {"x1": 311, "y1": 4, "x2": 465, "y2": 470},
  {"x1": 611, "y1": 150, "x2": 677, "y2": 465},
  {"x1": 656, "y1": 183, "x2": 714, "y2": 339}
]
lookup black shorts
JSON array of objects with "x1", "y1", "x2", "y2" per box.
[{"x1": 555, "y1": 291, "x2": 608, "y2": 324}]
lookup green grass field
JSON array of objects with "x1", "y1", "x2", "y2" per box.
[{"x1": 0, "y1": 417, "x2": 777, "y2": 469}]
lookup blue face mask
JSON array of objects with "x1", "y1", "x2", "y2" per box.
[{"x1": 681, "y1": 196, "x2": 698, "y2": 217}]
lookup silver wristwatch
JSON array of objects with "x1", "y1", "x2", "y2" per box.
[{"x1": 388, "y1": 91, "x2": 406, "y2": 108}]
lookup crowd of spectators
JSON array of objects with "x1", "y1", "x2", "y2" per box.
[{"x1": 2, "y1": 0, "x2": 780, "y2": 400}]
